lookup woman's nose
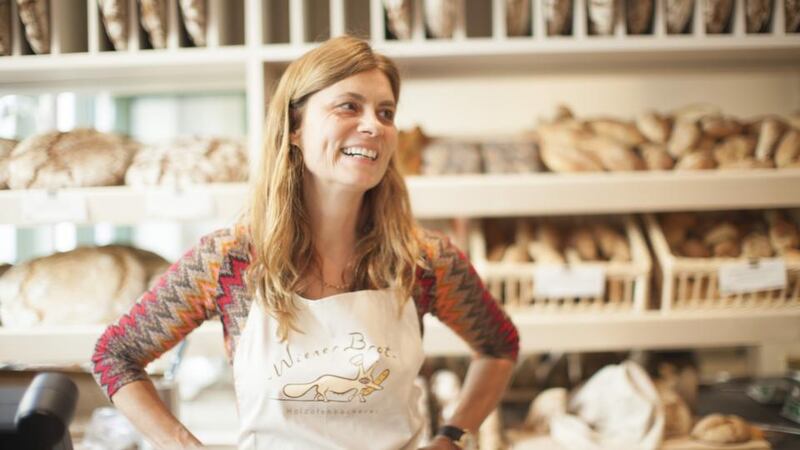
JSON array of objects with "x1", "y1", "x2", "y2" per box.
[{"x1": 357, "y1": 110, "x2": 382, "y2": 136}]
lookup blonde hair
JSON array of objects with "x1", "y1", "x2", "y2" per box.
[{"x1": 245, "y1": 36, "x2": 420, "y2": 340}]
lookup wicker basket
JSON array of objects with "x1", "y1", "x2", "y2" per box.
[
  {"x1": 470, "y1": 215, "x2": 651, "y2": 313},
  {"x1": 644, "y1": 213, "x2": 800, "y2": 311}
]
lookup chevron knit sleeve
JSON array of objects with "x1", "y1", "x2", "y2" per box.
[
  {"x1": 416, "y1": 229, "x2": 519, "y2": 360},
  {"x1": 91, "y1": 231, "x2": 226, "y2": 399}
]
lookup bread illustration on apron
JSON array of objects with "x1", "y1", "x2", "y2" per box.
[{"x1": 282, "y1": 356, "x2": 390, "y2": 403}]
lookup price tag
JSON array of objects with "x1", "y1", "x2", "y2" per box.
[
  {"x1": 718, "y1": 259, "x2": 787, "y2": 295},
  {"x1": 533, "y1": 265, "x2": 606, "y2": 298},
  {"x1": 21, "y1": 191, "x2": 88, "y2": 223},
  {"x1": 146, "y1": 189, "x2": 213, "y2": 220}
]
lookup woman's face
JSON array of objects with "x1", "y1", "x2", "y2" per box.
[{"x1": 291, "y1": 69, "x2": 398, "y2": 192}]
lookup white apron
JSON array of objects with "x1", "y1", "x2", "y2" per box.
[{"x1": 233, "y1": 289, "x2": 426, "y2": 450}]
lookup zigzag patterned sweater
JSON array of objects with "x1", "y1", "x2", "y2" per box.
[{"x1": 92, "y1": 226, "x2": 520, "y2": 399}]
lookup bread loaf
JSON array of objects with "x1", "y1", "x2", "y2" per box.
[
  {"x1": 673, "y1": 103, "x2": 721, "y2": 123},
  {"x1": 712, "y1": 135, "x2": 756, "y2": 164},
  {"x1": 179, "y1": 0, "x2": 206, "y2": 46},
  {"x1": 594, "y1": 224, "x2": 631, "y2": 261},
  {"x1": 589, "y1": 118, "x2": 647, "y2": 146},
  {"x1": 7, "y1": 129, "x2": 137, "y2": 189},
  {"x1": 576, "y1": 135, "x2": 645, "y2": 171},
  {"x1": 786, "y1": 0, "x2": 800, "y2": 33},
  {"x1": 98, "y1": 0, "x2": 128, "y2": 50},
  {"x1": 540, "y1": 144, "x2": 604, "y2": 172},
  {"x1": 701, "y1": 115, "x2": 742, "y2": 138},
  {"x1": 397, "y1": 126, "x2": 427, "y2": 175},
  {"x1": 0, "y1": 246, "x2": 170, "y2": 327},
  {"x1": 666, "y1": 0, "x2": 695, "y2": 33},
  {"x1": 766, "y1": 210, "x2": 800, "y2": 254},
  {"x1": 746, "y1": 0, "x2": 773, "y2": 33},
  {"x1": 691, "y1": 414, "x2": 752, "y2": 444},
  {"x1": 424, "y1": 0, "x2": 457, "y2": 39},
  {"x1": 17, "y1": 0, "x2": 48, "y2": 53},
  {"x1": 587, "y1": 0, "x2": 616, "y2": 35},
  {"x1": 636, "y1": 111, "x2": 671, "y2": 144},
  {"x1": 639, "y1": 143, "x2": 674, "y2": 171},
  {"x1": 675, "y1": 150, "x2": 717, "y2": 171},
  {"x1": 125, "y1": 136, "x2": 247, "y2": 186},
  {"x1": 680, "y1": 238, "x2": 712, "y2": 258},
  {"x1": 569, "y1": 226, "x2": 599, "y2": 261},
  {"x1": 703, "y1": 221, "x2": 738, "y2": 246},
  {"x1": 0, "y1": 137, "x2": 17, "y2": 189},
  {"x1": 544, "y1": 0, "x2": 572, "y2": 35},
  {"x1": 742, "y1": 232, "x2": 774, "y2": 258},
  {"x1": 384, "y1": 0, "x2": 413, "y2": 40},
  {"x1": 705, "y1": 0, "x2": 734, "y2": 33},
  {"x1": 668, "y1": 120, "x2": 701, "y2": 158},
  {"x1": 0, "y1": 0, "x2": 10, "y2": 55},
  {"x1": 139, "y1": 0, "x2": 167, "y2": 49},
  {"x1": 506, "y1": 0, "x2": 531, "y2": 36},
  {"x1": 713, "y1": 239, "x2": 741, "y2": 257},
  {"x1": 775, "y1": 130, "x2": 800, "y2": 167},
  {"x1": 755, "y1": 118, "x2": 785, "y2": 161},
  {"x1": 656, "y1": 383, "x2": 693, "y2": 438},
  {"x1": 626, "y1": 0, "x2": 654, "y2": 34}
]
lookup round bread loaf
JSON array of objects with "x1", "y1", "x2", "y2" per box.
[
  {"x1": 691, "y1": 414, "x2": 752, "y2": 444},
  {"x1": 7, "y1": 129, "x2": 137, "y2": 189},
  {"x1": 0, "y1": 137, "x2": 17, "y2": 189}
]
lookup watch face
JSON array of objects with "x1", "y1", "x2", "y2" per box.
[{"x1": 456, "y1": 431, "x2": 476, "y2": 450}]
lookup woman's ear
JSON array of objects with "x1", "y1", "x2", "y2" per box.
[{"x1": 289, "y1": 129, "x2": 301, "y2": 147}]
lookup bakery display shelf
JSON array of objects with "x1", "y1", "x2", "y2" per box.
[
  {"x1": 0, "y1": 183, "x2": 248, "y2": 226},
  {"x1": 3, "y1": 308, "x2": 800, "y2": 365},
  {"x1": 0, "y1": 48, "x2": 249, "y2": 93},
  {"x1": 1, "y1": 170, "x2": 799, "y2": 225}
]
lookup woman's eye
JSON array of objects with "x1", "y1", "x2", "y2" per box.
[
  {"x1": 380, "y1": 109, "x2": 395, "y2": 121},
  {"x1": 338, "y1": 102, "x2": 357, "y2": 111}
]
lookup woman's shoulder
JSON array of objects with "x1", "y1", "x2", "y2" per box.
[
  {"x1": 416, "y1": 226, "x2": 460, "y2": 264},
  {"x1": 196, "y1": 223, "x2": 252, "y2": 260}
]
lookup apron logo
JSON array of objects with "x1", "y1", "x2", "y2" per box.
[{"x1": 280, "y1": 355, "x2": 390, "y2": 403}]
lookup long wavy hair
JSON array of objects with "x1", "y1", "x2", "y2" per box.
[{"x1": 245, "y1": 36, "x2": 420, "y2": 340}]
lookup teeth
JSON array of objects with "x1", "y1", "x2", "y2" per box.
[{"x1": 341, "y1": 146, "x2": 377, "y2": 160}]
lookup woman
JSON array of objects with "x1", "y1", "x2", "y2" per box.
[{"x1": 92, "y1": 35, "x2": 519, "y2": 450}]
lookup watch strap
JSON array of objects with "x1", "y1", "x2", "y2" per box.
[{"x1": 436, "y1": 425, "x2": 466, "y2": 446}]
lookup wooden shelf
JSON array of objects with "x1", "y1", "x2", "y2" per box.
[
  {"x1": 3, "y1": 309, "x2": 799, "y2": 366},
  {"x1": 1, "y1": 170, "x2": 798, "y2": 225}
]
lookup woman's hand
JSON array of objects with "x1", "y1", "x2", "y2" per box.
[{"x1": 418, "y1": 435, "x2": 460, "y2": 450}]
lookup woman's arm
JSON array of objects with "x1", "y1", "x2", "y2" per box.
[
  {"x1": 112, "y1": 379, "x2": 203, "y2": 449},
  {"x1": 416, "y1": 230, "x2": 520, "y2": 449}
]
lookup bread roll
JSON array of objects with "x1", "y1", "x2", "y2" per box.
[
  {"x1": 746, "y1": 0, "x2": 772, "y2": 33},
  {"x1": 125, "y1": 136, "x2": 247, "y2": 186},
  {"x1": 17, "y1": 0, "x2": 49, "y2": 54},
  {"x1": 775, "y1": 130, "x2": 800, "y2": 167},
  {"x1": 765, "y1": 210, "x2": 800, "y2": 254},
  {"x1": 503, "y1": 243, "x2": 531, "y2": 263},
  {"x1": 742, "y1": 232, "x2": 774, "y2": 258},
  {"x1": 705, "y1": 0, "x2": 734, "y2": 33},
  {"x1": 672, "y1": 103, "x2": 721, "y2": 123},
  {"x1": 540, "y1": 144, "x2": 604, "y2": 172},
  {"x1": 666, "y1": 0, "x2": 695, "y2": 33},
  {"x1": 691, "y1": 414, "x2": 751, "y2": 444},
  {"x1": 713, "y1": 240, "x2": 741, "y2": 258},
  {"x1": 703, "y1": 221, "x2": 738, "y2": 246},
  {"x1": 569, "y1": 226, "x2": 599, "y2": 261},
  {"x1": 0, "y1": 137, "x2": 17, "y2": 189},
  {"x1": 626, "y1": 0, "x2": 654, "y2": 34},
  {"x1": 139, "y1": 0, "x2": 167, "y2": 49},
  {"x1": 384, "y1": 0, "x2": 413, "y2": 40},
  {"x1": 712, "y1": 135, "x2": 756, "y2": 164},
  {"x1": 786, "y1": 0, "x2": 800, "y2": 33},
  {"x1": 8, "y1": 129, "x2": 137, "y2": 189},
  {"x1": 577, "y1": 135, "x2": 645, "y2": 171},
  {"x1": 680, "y1": 238, "x2": 712, "y2": 258},
  {"x1": 528, "y1": 242, "x2": 565, "y2": 264},
  {"x1": 0, "y1": 246, "x2": 170, "y2": 327},
  {"x1": 668, "y1": 120, "x2": 701, "y2": 158},
  {"x1": 636, "y1": 111, "x2": 671, "y2": 144},
  {"x1": 755, "y1": 118, "x2": 785, "y2": 161},
  {"x1": 588, "y1": 118, "x2": 647, "y2": 146},
  {"x1": 0, "y1": 0, "x2": 11, "y2": 55},
  {"x1": 179, "y1": 0, "x2": 206, "y2": 46},
  {"x1": 675, "y1": 150, "x2": 717, "y2": 171},
  {"x1": 640, "y1": 143, "x2": 675, "y2": 171},
  {"x1": 594, "y1": 224, "x2": 631, "y2": 261},
  {"x1": 701, "y1": 115, "x2": 742, "y2": 138},
  {"x1": 98, "y1": 0, "x2": 128, "y2": 50}
]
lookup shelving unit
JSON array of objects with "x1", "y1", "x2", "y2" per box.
[{"x1": 1, "y1": 0, "x2": 799, "y2": 376}]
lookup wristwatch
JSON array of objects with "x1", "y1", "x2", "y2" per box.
[{"x1": 436, "y1": 425, "x2": 475, "y2": 449}]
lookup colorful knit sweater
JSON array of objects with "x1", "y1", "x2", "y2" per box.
[{"x1": 92, "y1": 226, "x2": 520, "y2": 399}]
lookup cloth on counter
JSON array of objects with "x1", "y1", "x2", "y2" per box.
[{"x1": 549, "y1": 361, "x2": 664, "y2": 450}]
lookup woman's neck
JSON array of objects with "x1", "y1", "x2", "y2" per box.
[{"x1": 303, "y1": 176, "x2": 363, "y2": 272}]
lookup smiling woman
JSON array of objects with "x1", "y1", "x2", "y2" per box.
[{"x1": 91, "y1": 35, "x2": 519, "y2": 450}]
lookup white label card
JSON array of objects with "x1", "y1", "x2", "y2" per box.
[
  {"x1": 718, "y1": 259, "x2": 787, "y2": 295},
  {"x1": 533, "y1": 265, "x2": 606, "y2": 298},
  {"x1": 21, "y1": 191, "x2": 88, "y2": 223},
  {"x1": 146, "y1": 190, "x2": 213, "y2": 220}
]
